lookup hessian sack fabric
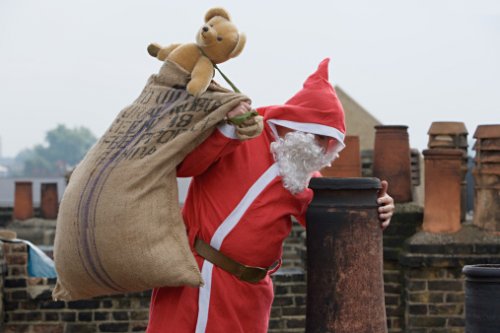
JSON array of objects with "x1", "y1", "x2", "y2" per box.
[{"x1": 52, "y1": 60, "x2": 249, "y2": 301}]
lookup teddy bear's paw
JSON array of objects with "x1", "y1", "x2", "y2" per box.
[
  {"x1": 147, "y1": 43, "x2": 162, "y2": 58},
  {"x1": 186, "y1": 81, "x2": 208, "y2": 97},
  {"x1": 157, "y1": 48, "x2": 171, "y2": 61}
]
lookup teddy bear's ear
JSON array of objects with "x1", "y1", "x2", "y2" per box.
[
  {"x1": 205, "y1": 7, "x2": 231, "y2": 22},
  {"x1": 229, "y1": 33, "x2": 246, "y2": 59}
]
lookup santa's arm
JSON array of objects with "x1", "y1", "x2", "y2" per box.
[
  {"x1": 176, "y1": 123, "x2": 242, "y2": 177},
  {"x1": 294, "y1": 171, "x2": 323, "y2": 227}
]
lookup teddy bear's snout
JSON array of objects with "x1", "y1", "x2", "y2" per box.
[{"x1": 199, "y1": 26, "x2": 217, "y2": 44}]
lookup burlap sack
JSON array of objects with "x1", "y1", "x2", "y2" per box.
[{"x1": 53, "y1": 60, "x2": 249, "y2": 301}]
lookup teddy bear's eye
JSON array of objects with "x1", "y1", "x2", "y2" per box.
[
  {"x1": 217, "y1": 36, "x2": 223, "y2": 42},
  {"x1": 210, "y1": 24, "x2": 214, "y2": 27}
]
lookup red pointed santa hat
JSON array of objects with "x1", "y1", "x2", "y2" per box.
[{"x1": 258, "y1": 58, "x2": 346, "y2": 149}]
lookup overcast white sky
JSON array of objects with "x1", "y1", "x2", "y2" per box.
[{"x1": 0, "y1": 0, "x2": 499, "y2": 158}]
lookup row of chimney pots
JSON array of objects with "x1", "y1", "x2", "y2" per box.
[
  {"x1": 12, "y1": 182, "x2": 58, "y2": 220},
  {"x1": 321, "y1": 122, "x2": 500, "y2": 234},
  {"x1": 9, "y1": 122, "x2": 500, "y2": 233}
]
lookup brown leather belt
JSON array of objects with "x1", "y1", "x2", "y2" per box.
[{"x1": 194, "y1": 238, "x2": 273, "y2": 283}]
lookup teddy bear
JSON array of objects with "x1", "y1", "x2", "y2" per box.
[{"x1": 147, "y1": 7, "x2": 246, "y2": 97}]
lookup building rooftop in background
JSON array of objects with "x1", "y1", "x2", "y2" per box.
[
  {"x1": 0, "y1": 178, "x2": 66, "y2": 208},
  {"x1": 336, "y1": 86, "x2": 382, "y2": 151}
]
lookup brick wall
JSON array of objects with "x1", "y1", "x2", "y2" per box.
[
  {"x1": 268, "y1": 269, "x2": 306, "y2": 333},
  {"x1": 383, "y1": 204, "x2": 424, "y2": 332},
  {"x1": 0, "y1": 239, "x2": 306, "y2": 333},
  {"x1": 403, "y1": 267, "x2": 465, "y2": 333},
  {"x1": 0, "y1": 241, "x2": 151, "y2": 333},
  {"x1": 4, "y1": 215, "x2": 500, "y2": 332},
  {"x1": 281, "y1": 222, "x2": 306, "y2": 270},
  {"x1": 400, "y1": 224, "x2": 500, "y2": 333}
]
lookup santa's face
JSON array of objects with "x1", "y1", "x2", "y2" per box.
[{"x1": 270, "y1": 131, "x2": 337, "y2": 194}]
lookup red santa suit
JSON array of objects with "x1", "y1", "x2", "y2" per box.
[{"x1": 147, "y1": 58, "x2": 346, "y2": 333}]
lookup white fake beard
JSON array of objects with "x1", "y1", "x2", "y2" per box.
[{"x1": 270, "y1": 131, "x2": 337, "y2": 194}]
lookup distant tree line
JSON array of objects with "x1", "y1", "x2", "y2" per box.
[{"x1": 15, "y1": 124, "x2": 97, "y2": 177}]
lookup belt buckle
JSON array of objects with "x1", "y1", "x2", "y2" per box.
[{"x1": 239, "y1": 265, "x2": 268, "y2": 283}]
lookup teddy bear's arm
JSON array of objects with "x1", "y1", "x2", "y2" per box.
[
  {"x1": 186, "y1": 56, "x2": 214, "y2": 97},
  {"x1": 147, "y1": 43, "x2": 182, "y2": 61},
  {"x1": 156, "y1": 44, "x2": 182, "y2": 61}
]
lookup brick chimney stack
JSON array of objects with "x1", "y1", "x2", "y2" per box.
[
  {"x1": 427, "y1": 121, "x2": 469, "y2": 221},
  {"x1": 13, "y1": 181, "x2": 33, "y2": 220},
  {"x1": 373, "y1": 125, "x2": 413, "y2": 203},
  {"x1": 472, "y1": 124, "x2": 500, "y2": 232},
  {"x1": 320, "y1": 135, "x2": 361, "y2": 178},
  {"x1": 422, "y1": 149, "x2": 463, "y2": 233}
]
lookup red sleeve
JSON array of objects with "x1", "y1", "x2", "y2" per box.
[
  {"x1": 294, "y1": 172, "x2": 323, "y2": 227},
  {"x1": 176, "y1": 126, "x2": 242, "y2": 177},
  {"x1": 293, "y1": 188, "x2": 314, "y2": 228}
]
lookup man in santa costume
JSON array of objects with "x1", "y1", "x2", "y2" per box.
[{"x1": 147, "y1": 58, "x2": 394, "y2": 333}]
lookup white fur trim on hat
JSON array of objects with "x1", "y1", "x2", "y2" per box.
[{"x1": 267, "y1": 119, "x2": 345, "y2": 145}]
